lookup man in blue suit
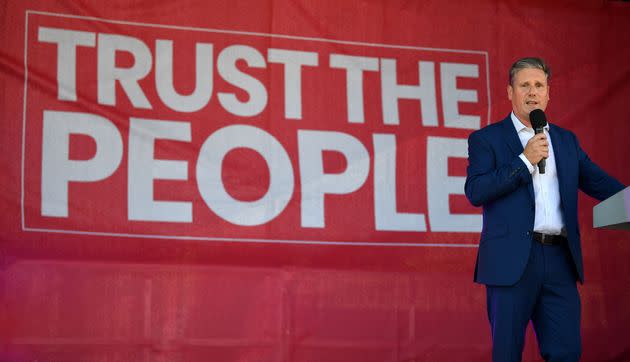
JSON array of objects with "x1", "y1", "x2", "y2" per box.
[{"x1": 465, "y1": 57, "x2": 625, "y2": 362}]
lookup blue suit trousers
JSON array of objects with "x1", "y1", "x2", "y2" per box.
[{"x1": 486, "y1": 241, "x2": 581, "y2": 362}]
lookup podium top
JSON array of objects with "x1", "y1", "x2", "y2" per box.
[{"x1": 593, "y1": 186, "x2": 630, "y2": 230}]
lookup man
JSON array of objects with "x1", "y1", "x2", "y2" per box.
[{"x1": 465, "y1": 57, "x2": 625, "y2": 362}]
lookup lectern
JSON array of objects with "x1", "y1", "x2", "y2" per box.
[{"x1": 593, "y1": 186, "x2": 630, "y2": 230}]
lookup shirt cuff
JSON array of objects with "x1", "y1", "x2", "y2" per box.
[{"x1": 519, "y1": 153, "x2": 535, "y2": 174}]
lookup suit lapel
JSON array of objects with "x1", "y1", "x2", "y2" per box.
[
  {"x1": 501, "y1": 117, "x2": 524, "y2": 156},
  {"x1": 501, "y1": 116, "x2": 535, "y2": 203},
  {"x1": 549, "y1": 125, "x2": 567, "y2": 202}
]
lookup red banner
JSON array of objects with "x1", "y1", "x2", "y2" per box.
[
  {"x1": 2, "y1": 1, "x2": 630, "y2": 361},
  {"x1": 23, "y1": 11, "x2": 488, "y2": 245}
]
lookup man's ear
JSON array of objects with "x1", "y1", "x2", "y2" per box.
[{"x1": 507, "y1": 84, "x2": 513, "y2": 100}]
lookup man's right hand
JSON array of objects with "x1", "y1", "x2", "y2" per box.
[{"x1": 523, "y1": 133, "x2": 549, "y2": 166}]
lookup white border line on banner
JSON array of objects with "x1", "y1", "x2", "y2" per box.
[
  {"x1": 21, "y1": 228, "x2": 479, "y2": 247},
  {"x1": 21, "y1": 10, "x2": 486, "y2": 248},
  {"x1": 21, "y1": 10, "x2": 30, "y2": 233}
]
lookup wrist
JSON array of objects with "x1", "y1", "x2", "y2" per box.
[{"x1": 519, "y1": 153, "x2": 535, "y2": 173}]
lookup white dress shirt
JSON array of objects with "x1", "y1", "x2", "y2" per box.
[{"x1": 511, "y1": 112, "x2": 565, "y2": 235}]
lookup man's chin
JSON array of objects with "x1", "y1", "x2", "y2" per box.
[{"x1": 527, "y1": 104, "x2": 547, "y2": 112}]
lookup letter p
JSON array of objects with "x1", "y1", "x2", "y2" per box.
[{"x1": 41, "y1": 111, "x2": 122, "y2": 217}]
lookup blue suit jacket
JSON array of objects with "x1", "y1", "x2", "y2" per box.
[{"x1": 465, "y1": 115, "x2": 624, "y2": 286}]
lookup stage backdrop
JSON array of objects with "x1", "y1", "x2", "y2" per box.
[{"x1": 1, "y1": 1, "x2": 629, "y2": 361}]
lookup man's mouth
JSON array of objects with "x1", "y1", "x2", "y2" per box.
[{"x1": 526, "y1": 101, "x2": 538, "y2": 106}]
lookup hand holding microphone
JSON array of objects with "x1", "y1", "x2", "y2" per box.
[{"x1": 524, "y1": 109, "x2": 548, "y2": 174}]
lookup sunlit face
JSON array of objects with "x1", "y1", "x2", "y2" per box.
[{"x1": 507, "y1": 68, "x2": 550, "y2": 127}]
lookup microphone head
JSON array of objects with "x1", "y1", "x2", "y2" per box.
[{"x1": 530, "y1": 109, "x2": 547, "y2": 129}]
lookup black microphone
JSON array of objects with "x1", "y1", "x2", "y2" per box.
[{"x1": 529, "y1": 109, "x2": 547, "y2": 174}]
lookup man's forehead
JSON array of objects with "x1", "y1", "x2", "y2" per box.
[{"x1": 513, "y1": 68, "x2": 548, "y2": 82}]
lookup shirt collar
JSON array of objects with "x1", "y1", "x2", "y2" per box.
[{"x1": 511, "y1": 111, "x2": 550, "y2": 133}]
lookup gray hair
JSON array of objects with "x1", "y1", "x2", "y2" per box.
[{"x1": 509, "y1": 57, "x2": 551, "y2": 85}]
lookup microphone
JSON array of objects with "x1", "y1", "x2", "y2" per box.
[{"x1": 529, "y1": 109, "x2": 547, "y2": 174}]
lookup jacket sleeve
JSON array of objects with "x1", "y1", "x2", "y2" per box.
[
  {"x1": 574, "y1": 134, "x2": 625, "y2": 201},
  {"x1": 465, "y1": 130, "x2": 532, "y2": 207}
]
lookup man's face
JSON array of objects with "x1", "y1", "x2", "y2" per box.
[{"x1": 507, "y1": 67, "x2": 550, "y2": 126}]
